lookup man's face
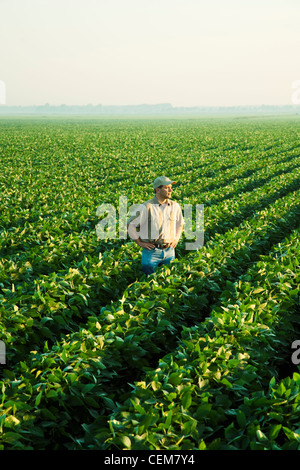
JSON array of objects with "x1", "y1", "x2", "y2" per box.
[{"x1": 157, "y1": 184, "x2": 173, "y2": 199}]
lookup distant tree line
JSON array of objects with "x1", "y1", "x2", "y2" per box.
[{"x1": 0, "y1": 103, "x2": 299, "y2": 115}]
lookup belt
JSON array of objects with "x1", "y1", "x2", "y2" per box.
[{"x1": 153, "y1": 243, "x2": 171, "y2": 249}]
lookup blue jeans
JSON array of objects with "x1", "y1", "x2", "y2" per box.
[{"x1": 141, "y1": 247, "x2": 175, "y2": 275}]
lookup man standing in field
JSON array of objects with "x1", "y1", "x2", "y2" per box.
[{"x1": 127, "y1": 176, "x2": 184, "y2": 275}]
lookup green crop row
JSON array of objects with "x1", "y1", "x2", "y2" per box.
[
  {"x1": 1, "y1": 159, "x2": 299, "y2": 366},
  {"x1": 106, "y1": 227, "x2": 300, "y2": 450},
  {"x1": 0, "y1": 188, "x2": 299, "y2": 449},
  {"x1": 1, "y1": 116, "x2": 300, "y2": 450},
  {"x1": 0, "y1": 159, "x2": 299, "y2": 365},
  {"x1": 199, "y1": 152, "x2": 300, "y2": 207},
  {"x1": 182, "y1": 144, "x2": 299, "y2": 200}
]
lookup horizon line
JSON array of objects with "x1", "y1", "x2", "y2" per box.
[{"x1": 0, "y1": 103, "x2": 299, "y2": 108}]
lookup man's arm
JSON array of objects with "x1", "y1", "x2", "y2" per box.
[
  {"x1": 170, "y1": 205, "x2": 184, "y2": 248},
  {"x1": 127, "y1": 224, "x2": 155, "y2": 250},
  {"x1": 127, "y1": 204, "x2": 155, "y2": 250}
]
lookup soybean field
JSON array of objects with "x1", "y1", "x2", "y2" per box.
[{"x1": 0, "y1": 114, "x2": 300, "y2": 450}]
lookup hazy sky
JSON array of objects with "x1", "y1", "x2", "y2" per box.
[{"x1": 0, "y1": 0, "x2": 299, "y2": 107}]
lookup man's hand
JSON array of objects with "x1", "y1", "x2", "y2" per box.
[
  {"x1": 135, "y1": 238, "x2": 178, "y2": 250},
  {"x1": 137, "y1": 239, "x2": 155, "y2": 250}
]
